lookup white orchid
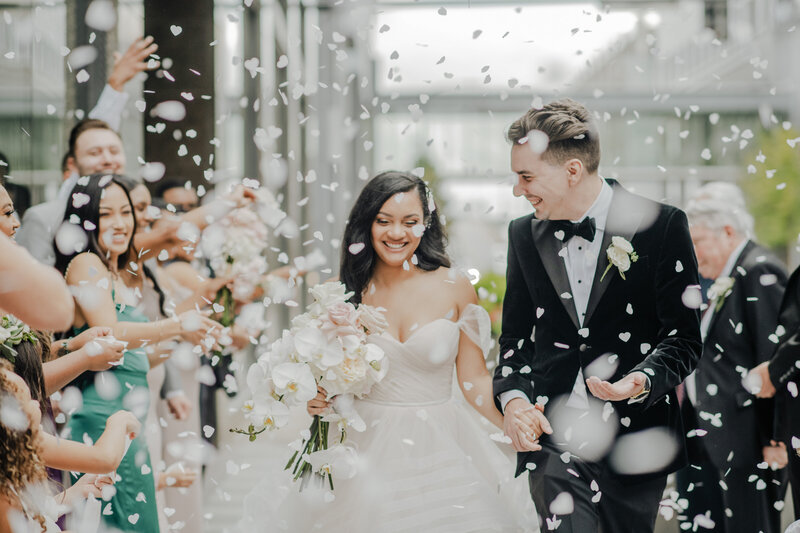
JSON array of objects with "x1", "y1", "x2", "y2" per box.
[
  {"x1": 294, "y1": 327, "x2": 345, "y2": 369},
  {"x1": 233, "y1": 281, "x2": 389, "y2": 492},
  {"x1": 303, "y1": 444, "x2": 359, "y2": 480},
  {"x1": 271, "y1": 362, "x2": 317, "y2": 405},
  {"x1": 244, "y1": 396, "x2": 290, "y2": 431}
]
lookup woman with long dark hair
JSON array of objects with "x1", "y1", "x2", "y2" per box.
[
  {"x1": 54, "y1": 174, "x2": 221, "y2": 532},
  {"x1": 241, "y1": 171, "x2": 534, "y2": 532}
]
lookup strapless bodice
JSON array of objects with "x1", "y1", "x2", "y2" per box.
[{"x1": 361, "y1": 304, "x2": 491, "y2": 406}]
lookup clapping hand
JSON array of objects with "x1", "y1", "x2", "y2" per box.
[
  {"x1": 61, "y1": 474, "x2": 115, "y2": 505},
  {"x1": 166, "y1": 394, "x2": 192, "y2": 421},
  {"x1": 83, "y1": 335, "x2": 126, "y2": 371},
  {"x1": 67, "y1": 326, "x2": 113, "y2": 353},
  {"x1": 586, "y1": 372, "x2": 647, "y2": 402},
  {"x1": 158, "y1": 465, "x2": 198, "y2": 489},
  {"x1": 503, "y1": 399, "x2": 552, "y2": 452}
]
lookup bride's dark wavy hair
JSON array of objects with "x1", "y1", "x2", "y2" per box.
[{"x1": 340, "y1": 171, "x2": 450, "y2": 303}]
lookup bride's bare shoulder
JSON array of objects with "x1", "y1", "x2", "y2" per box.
[{"x1": 426, "y1": 267, "x2": 478, "y2": 306}]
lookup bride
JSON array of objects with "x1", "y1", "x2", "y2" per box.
[{"x1": 239, "y1": 171, "x2": 536, "y2": 532}]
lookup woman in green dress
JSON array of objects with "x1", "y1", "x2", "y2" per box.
[{"x1": 54, "y1": 174, "x2": 221, "y2": 532}]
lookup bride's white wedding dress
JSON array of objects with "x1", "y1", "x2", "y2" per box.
[{"x1": 238, "y1": 304, "x2": 537, "y2": 532}]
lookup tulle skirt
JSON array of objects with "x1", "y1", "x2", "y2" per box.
[{"x1": 238, "y1": 397, "x2": 538, "y2": 533}]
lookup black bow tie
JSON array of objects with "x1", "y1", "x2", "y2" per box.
[{"x1": 553, "y1": 217, "x2": 596, "y2": 242}]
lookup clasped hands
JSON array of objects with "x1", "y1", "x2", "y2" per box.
[{"x1": 503, "y1": 372, "x2": 648, "y2": 453}]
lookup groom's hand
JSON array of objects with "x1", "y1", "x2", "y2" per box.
[
  {"x1": 586, "y1": 372, "x2": 647, "y2": 402},
  {"x1": 504, "y1": 398, "x2": 552, "y2": 452}
]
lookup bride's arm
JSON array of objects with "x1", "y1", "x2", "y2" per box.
[{"x1": 453, "y1": 278, "x2": 504, "y2": 429}]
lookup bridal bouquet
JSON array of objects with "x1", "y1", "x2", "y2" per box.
[
  {"x1": 234, "y1": 281, "x2": 389, "y2": 490},
  {"x1": 201, "y1": 186, "x2": 285, "y2": 326}
]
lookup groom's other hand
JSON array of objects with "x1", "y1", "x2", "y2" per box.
[
  {"x1": 504, "y1": 398, "x2": 552, "y2": 452},
  {"x1": 586, "y1": 372, "x2": 647, "y2": 402}
]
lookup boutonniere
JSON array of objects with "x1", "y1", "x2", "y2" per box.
[
  {"x1": 601, "y1": 236, "x2": 638, "y2": 282},
  {"x1": 707, "y1": 276, "x2": 734, "y2": 311}
]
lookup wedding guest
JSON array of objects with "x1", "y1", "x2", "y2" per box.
[
  {"x1": 16, "y1": 36, "x2": 158, "y2": 266},
  {"x1": 55, "y1": 174, "x2": 221, "y2": 532},
  {"x1": 0, "y1": 235, "x2": 73, "y2": 331},
  {"x1": 0, "y1": 317, "x2": 140, "y2": 475},
  {"x1": 0, "y1": 151, "x2": 30, "y2": 217},
  {"x1": 17, "y1": 119, "x2": 125, "y2": 265},
  {"x1": 0, "y1": 181, "x2": 21, "y2": 240},
  {"x1": 0, "y1": 359, "x2": 118, "y2": 533},
  {"x1": 680, "y1": 195, "x2": 787, "y2": 533},
  {"x1": 115, "y1": 174, "x2": 201, "y2": 531},
  {"x1": 157, "y1": 180, "x2": 199, "y2": 213},
  {"x1": 495, "y1": 98, "x2": 702, "y2": 532},
  {"x1": 749, "y1": 262, "x2": 800, "y2": 520}
]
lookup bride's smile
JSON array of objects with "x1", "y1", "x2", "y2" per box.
[{"x1": 370, "y1": 191, "x2": 425, "y2": 267}]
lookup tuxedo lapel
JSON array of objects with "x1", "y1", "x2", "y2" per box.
[
  {"x1": 705, "y1": 240, "x2": 755, "y2": 336},
  {"x1": 530, "y1": 218, "x2": 581, "y2": 330},
  {"x1": 584, "y1": 183, "x2": 645, "y2": 325}
]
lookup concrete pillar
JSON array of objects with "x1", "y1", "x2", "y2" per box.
[{"x1": 143, "y1": 0, "x2": 215, "y2": 189}]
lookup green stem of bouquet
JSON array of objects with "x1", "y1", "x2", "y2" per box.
[
  {"x1": 283, "y1": 415, "x2": 335, "y2": 491},
  {"x1": 213, "y1": 285, "x2": 236, "y2": 328}
]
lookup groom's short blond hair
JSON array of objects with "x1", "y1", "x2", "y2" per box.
[{"x1": 507, "y1": 98, "x2": 601, "y2": 174}]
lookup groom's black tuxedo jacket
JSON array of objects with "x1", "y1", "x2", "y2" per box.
[
  {"x1": 693, "y1": 241, "x2": 786, "y2": 470},
  {"x1": 494, "y1": 180, "x2": 702, "y2": 480},
  {"x1": 769, "y1": 265, "x2": 800, "y2": 448}
]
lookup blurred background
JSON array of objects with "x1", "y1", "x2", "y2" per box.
[{"x1": 3, "y1": 0, "x2": 800, "y2": 530}]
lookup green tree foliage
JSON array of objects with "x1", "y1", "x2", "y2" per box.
[
  {"x1": 473, "y1": 271, "x2": 506, "y2": 338},
  {"x1": 413, "y1": 156, "x2": 447, "y2": 213},
  {"x1": 743, "y1": 128, "x2": 800, "y2": 254}
]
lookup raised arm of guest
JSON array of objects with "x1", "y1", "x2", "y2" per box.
[
  {"x1": 0, "y1": 234, "x2": 74, "y2": 330},
  {"x1": 43, "y1": 327, "x2": 125, "y2": 395},
  {"x1": 39, "y1": 410, "x2": 140, "y2": 474},
  {"x1": 66, "y1": 251, "x2": 219, "y2": 348},
  {"x1": 88, "y1": 36, "x2": 159, "y2": 131}
]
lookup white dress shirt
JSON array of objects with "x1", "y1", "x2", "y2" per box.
[
  {"x1": 500, "y1": 179, "x2": 614, "y2": 411},
  {"x1": 88, "y1": 84, "x2": 129, "y2": 132},
  {"x1": 685, "y1": 238, "x2": 749, "y2": 405}
]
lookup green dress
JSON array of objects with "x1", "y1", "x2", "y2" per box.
[{"x1": 67, "y1": 293, "x2": 159, "y2": 532}]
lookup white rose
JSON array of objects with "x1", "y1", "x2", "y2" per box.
[
  {"x1": 607, "y1": 246, "x2": 631, "y2": 272},
  {"x1": 309, "y1": 281, "x2": 352, "y2": 308},
  {"x1": 358, "y1": 304, "x2": 389, "y2": 335},
  {"x1": 611, "y1": 236, "x2": 634, "y2": 254},
  {"x1": 708, "y1": 276, "x2": 734, "y2": 301}
]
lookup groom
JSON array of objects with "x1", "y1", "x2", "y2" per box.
[{"x1": 494, "y1": 98, "x2": 702, "y2": 532}]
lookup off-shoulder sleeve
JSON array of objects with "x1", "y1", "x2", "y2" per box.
[{"x1": 457, "y1": 303, "x2": 493, "y2": 357}]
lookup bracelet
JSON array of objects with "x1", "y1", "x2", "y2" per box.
[{"x1": 57, "y1": 340, "x2": 69, "y2": 358}]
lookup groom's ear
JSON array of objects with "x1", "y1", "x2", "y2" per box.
[{"x1": 564, "y1": 158, "x2": 583, "y2": 184}]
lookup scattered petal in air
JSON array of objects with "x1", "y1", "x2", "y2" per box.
[
  {"x1": 85, "y1": 0, "x2": 116, "y2": 31},
  {"x1": 152, "y1": 101, "x2": 187, "y2": 122}
]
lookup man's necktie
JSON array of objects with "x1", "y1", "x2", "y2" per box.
[{"x1": 554, "y1": 217, "x2": 596, "y2": 242}]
